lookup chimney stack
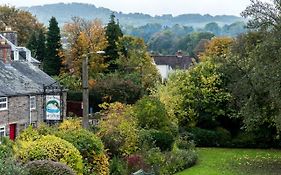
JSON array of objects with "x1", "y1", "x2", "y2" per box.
[
  {"x1": 176, "y1": 50, "x2": 183, "y2": 58},
  {"x1": 0, "y1": 37, "x2": 12, "y2": 64},
  {"x1": 0, "y1": 27, "x2": 18, "y2": 46}
]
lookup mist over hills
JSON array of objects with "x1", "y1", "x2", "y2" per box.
[{"x1": 21, "y1": 3, "x2": 245, "y2": 27}]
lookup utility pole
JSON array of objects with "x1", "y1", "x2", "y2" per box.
[
  {"x1": 81, "y1": 51, "x2": 104, "y2": 129},
  {"x1": 82, "y1": 55, "x2": 89, "y2": 128}
]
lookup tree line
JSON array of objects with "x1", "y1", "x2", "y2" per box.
[{"x1": 155, "y1": 0, "x2": 281, "y2": 148}]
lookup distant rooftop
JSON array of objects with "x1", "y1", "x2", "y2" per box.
[{"x1": 152, "y1": 53, "x2": 194, "y2": 69}]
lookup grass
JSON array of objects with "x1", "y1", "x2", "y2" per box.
[{"x1": 176, "y1": 148, "x2": 281, "y2": 175}]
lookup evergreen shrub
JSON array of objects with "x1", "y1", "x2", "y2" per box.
[
  {"x1": 15, "y1": 135, "x2": 83, "y2": 174},
  {"x1": 25, "y1": 160, "x2": 75, "y2": 175}
]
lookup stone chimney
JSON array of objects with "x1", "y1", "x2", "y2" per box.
[
  {"x1": 0, "y1": 37, "x2": 12, "y2": 64},
  {"x1": 176, "y1": 50, "x2": 183, "y2": 58},
  {"x1": 0, "y1": 27, "x2": 18, "y2": 46}
]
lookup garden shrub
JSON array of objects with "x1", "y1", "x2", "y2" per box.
[
  {"x1": 231, "y1": 132, "x2": 257, "y2": 148},
  {"x1": 58, "y1": 118, "x2": 82, "y2": 131},
  {"x1": 216, "y1": 127, "x2": 232, "y2": 146},
  {"x1": 230, "y1": 124, "x2": 281, "y2": 148},
  {"x1": 109, "y1": 156, "x2": 128, "y2": 175},
  {"x1": 188, "y1": 127, "x2": 221, "y2": 147},
  {"x1": 0, "y1": 137, "x2": 14, "y2": 159},
  {"x1": 15, "y1": 135, "x2": 83, "y2": 174},
  {"x1": 139, "y1": 129, "x2": 175, "y2": 151},
  {"x1": 0, "y1": 158, "x2": 28, "y2": 175},
  {"x1": 127, "y1": 154, "x2": 148, "y2": 173},
  {"x1": 56, "y1": 129, "x2": 104, "y2": 159},
  {"x1": 92, "y1": 74, "x2": 142, "y2": 104},
  {"x1": 133, "y1": 96, "x2": 174, "y2": 132},
  {"x1": 36, "y1": 123, "x2": 57, "y2": 136},
  {"x1": 98, "y1": 102, "x2": 139, "y2": 156},
  {"x1": 174, "y1": 134, "x2": 195, "y2": 150},
  {"x1": 91, "y1": 152, "x2": 110, "y2": 175},
  {"x1": 141, "y1": 147, "x2": 197, "y2": 175},
  {"x1": 143, "y1": 148, "x2": 165, "y2": 175},
  {"x1": 188, "y1": 127, "x2": 232, "y2": 147},
  {"x1": 16, "y1": 125, "x2": 40, "y2": 142},
  {"x1": 56, "y1": 128, "x2": 109, "y2": 175},
  {"x1": 25, "y1": 160, "x2": 75, "y2": 175},
  {"x1": 160, "y1": 149, "x2": 197, "y2": 175}
]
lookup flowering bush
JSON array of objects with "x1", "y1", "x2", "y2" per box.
[{"x1": 127, "y1": 154, "x2": 148, "y2": 173}]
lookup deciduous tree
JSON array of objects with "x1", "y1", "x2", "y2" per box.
[
  {"x1": 63, "y1": 17, "x2": 108, "y2": 80},
  {"x1": 117, "y1": 36, "x2": 160, "y2": 93},
  {"x1": 220, "y1": 0, "x2": 281, "y2": 132},
  {"x1": 0, "y1": 5, "x2": 44, "y2": 46},
  {"x1": 156, "y1": 60, "x2": 232, "y2": 129}
]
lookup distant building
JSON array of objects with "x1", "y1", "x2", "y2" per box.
[
  {"x1": 152, "y1": 51, "x2": 195, "y2": 82},
  {"x1": 0, "y1": 28, "x2": 66, "y2": 140}
]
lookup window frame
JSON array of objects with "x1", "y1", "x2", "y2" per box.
[
  {"x1": 0, "y1": 126, "x2": 5, "y2": 137},
  {"x1": 0, "y1": 97, "x2": 8, "y2": 111},
  {"x1": 30, "y1": 96, "x2": 36, "y2": 110}
]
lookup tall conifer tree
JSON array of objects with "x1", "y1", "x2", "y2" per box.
[
  {"x1": 36, "y1": 29, "x2": 46, "y2": 62},
  {"x1": 26, "y1": 29, "x2": 46, "y2": 63},
  {"x1": 43, "y1": 17, "x2": 62, "y2": 76},
  {"x1": 105, "y1": 13, "x2": 123, "y2": 72},
  {"x1": 26, "y1": 32, "x2": 37, "y2": 58}
]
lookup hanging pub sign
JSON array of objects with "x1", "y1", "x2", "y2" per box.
[{"x1": 45, "y1": 95, "x2": 61, "y2": 120}]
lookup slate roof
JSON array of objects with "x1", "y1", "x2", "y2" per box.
[
  {"x1": 152, "y1": 55, "x2": 193, "y2": 69},
  {"x1": 0, "y1": 60, "x2": 57, "y2": 97}
]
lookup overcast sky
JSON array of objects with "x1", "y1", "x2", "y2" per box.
[{"x1": 0, "y1": 0, "x2": 272, "y2": 16}]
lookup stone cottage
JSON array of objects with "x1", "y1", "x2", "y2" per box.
[{"x1": 0, "y1": 29, "x2": 66, "y2": 140}]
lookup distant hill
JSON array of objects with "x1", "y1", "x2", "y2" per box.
[{"x1": 21, "y1": 3, "x2": 245, "y2": 27}]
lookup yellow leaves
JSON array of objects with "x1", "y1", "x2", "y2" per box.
[
  {"x1": 200, "y1": 37, "x2": 234, "y2": 61},
  {"x1": 88, "y1": 79, "x2": 96, "y2": 89},
  {"x1": 14, "y1": 135, "x2": 84, "y2": 174},
  {"x1": 62, "y1": 18, "x2": 108, "y2": 77},
  {"x1": 97, "y1": 102, "x2": 139, "y2": 156},
  {"x1": 92, "y1": 152, "x2": 109, "y2": 175},
  {"x1": 77, "y1": 32, "x2": 88, "y2": 53},
  {"x1": 58, "y1": 118, "x2": 82, "y2": 131}
]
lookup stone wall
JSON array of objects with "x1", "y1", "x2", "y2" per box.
[{"x1": 0, "y1": 93, "x2": 66, "y2": 138}]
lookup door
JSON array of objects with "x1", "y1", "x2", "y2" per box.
[{"x1": 9, "y1": 124, "x2": 16, "y2": 141}]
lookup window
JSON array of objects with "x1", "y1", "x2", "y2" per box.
[
  {"x1": 31, "y1": 122, "x2": 37, "y2": 128},
  {"x1": 0, "y1": 97, "x2": 7, "y2": 111},
  {"x1": 0, "y1": 126, "x2": 5, "y2": 137},
  {"x1": 30, "y1": 96, "x2": 36, "y2": 110}
]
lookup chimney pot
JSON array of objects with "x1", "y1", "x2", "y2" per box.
[
  {"x1": 176, "y1": 50, "x2": 183, "y2": 58},
  {"x1": 5, "y1": 27, "x2": 12, "y2": 31}
]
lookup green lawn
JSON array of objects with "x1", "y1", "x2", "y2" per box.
[{"x1": 176, "y1": 148, "x2": 281, "y2": 175}]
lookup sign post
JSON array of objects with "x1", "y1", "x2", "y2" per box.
[{"x1": 45, "y1": 95, "x2": 61, "y2": 121}]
